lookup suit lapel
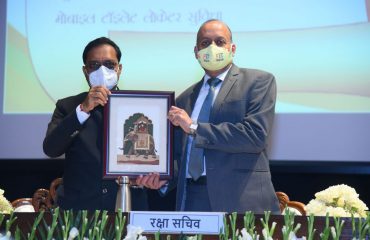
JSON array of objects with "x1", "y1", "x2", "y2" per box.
[
  {"x1": 186, "y1": 79, "x2": 203, "y2": 115},
  {"x1": 211, "y1": 65, "x2": 239, "y2": 118},
  {"x1": 178, "y1": 79, "x2": 203, "y2": 152}
]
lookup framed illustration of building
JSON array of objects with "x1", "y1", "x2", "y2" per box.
[{"x1": 103, "y1": 90, "x2": 174, "y2": 179}]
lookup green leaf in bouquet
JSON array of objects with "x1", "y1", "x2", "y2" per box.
[
  {"x1": 320, "y1": 213, "x2": 331, "y2": 240},
  {"x1": 306, "y1": 214, "x2": 316, "y2": 240}
]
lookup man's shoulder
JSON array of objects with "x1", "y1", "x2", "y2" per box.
[
  {"x1": 231, "y1": 66, "x2": 276, "y2": 89},
  {"x1": 57, "y1": 92, "x2": 88, "y2": 105},
  {"x1": 176, "y1": 81, "x2": 201, "y2": 104},
  {"x1": 232, "y1": 65, "x2": 275, "y2": 80}
]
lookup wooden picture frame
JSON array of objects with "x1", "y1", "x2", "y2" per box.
[{"x1": 103, "y1": 90, "x2": 174, "y2": 179}]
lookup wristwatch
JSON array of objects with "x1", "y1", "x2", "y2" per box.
[{"x1": 189, "y1": 122, "x2": 198, "y2": 135}]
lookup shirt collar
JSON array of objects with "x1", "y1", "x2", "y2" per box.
[{"x1": 203, "y1": 64, "x2": 232, "y2": 86}]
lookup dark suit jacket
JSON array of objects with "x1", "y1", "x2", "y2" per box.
[
  {"x1": 174, "y1": 64, "x2": 280, "y2": 213},
  {"x1": 43, "y1": 92, "x2": 148, "y2": 211}
]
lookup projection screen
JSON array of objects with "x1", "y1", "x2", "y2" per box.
[{"x1": 1, "y1": 0, "x2": 370, "y2": 161}]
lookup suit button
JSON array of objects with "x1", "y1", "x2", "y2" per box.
[
  {"x1": 70, "y1": 130, "x2": 79, "y2": 137},
  {"x1": 102, "y1": 188, "x2": 108, "y2": 194}
]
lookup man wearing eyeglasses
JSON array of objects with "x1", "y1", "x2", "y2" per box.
[{"x1": 43, "y1": 37, "x2": 148, "y2": 211}]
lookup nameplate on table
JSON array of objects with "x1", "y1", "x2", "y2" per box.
[{"x1": 129, "y1": 211, "x2": 225, "y2": 235}]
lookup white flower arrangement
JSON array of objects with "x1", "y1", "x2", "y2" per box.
[
  {"x1": 67, "y1": 227, "x2": 79, "y2": 240},
  {"x1": 305, "y1": 184, "x2": 368, "y2": 217},
  {"x1": 124, "y1": 225, "x2": 147, "y2": 240},
  {"x1": 0, "y1": 208, "x2": 370, "y2": 239},
  {"x1": 238, "y1": 228, "x2": 255, "y2": 240},
  {"x1": 0, "y1": 189, "x2": 13, "y2": 214}
]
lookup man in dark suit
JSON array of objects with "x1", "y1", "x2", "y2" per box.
[
  {"x1": 137, "y1": 19, "x2": 280, "y2": 213},
  {"x1": 43, "y1": 37, "x2": 148, "y2": 211}
]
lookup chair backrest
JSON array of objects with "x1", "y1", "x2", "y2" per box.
[
  {"x1": 11, "y1": 198, "x2": 35, "y2": 212},
  {"x1": 32, "y1": 188, "x2": 52, "y2": 211},
  {"x1": 49, "y1": 177, "x2": 63, "y2": 205},
  {"x1": 11, "y1": 177, "x2": 63, "y2": 212},
  {"x1": 276, "y1": 191, "x2": 306, "y2": 215}
]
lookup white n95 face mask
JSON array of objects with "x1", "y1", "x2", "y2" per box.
[
  {"x1": 88, "y1": 65, "x2": 118, "y2": 90},
  {"x1": 197, "y1": 43, "x2": 234, "y2": 71}
]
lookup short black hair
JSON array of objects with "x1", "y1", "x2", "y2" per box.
[{"x1": 82, "y1": 37, "x2": 122, "y2": 64}]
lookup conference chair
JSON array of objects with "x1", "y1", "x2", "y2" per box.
[
  {"x1": 49, "y1": 177, "x2": 63, "y2": 206},
  {"x1": 32, "y1": 188, "x2": 53, "y2": 211},
  {"x1": 12, "y1": 188, "x2": 52, "y2": 212},
  {"x1": 276, "y1": 191, "x2": 306, "y2": 215},
  {"x1": 11, "y1": 198, "x2": 35, "y2": 212},
  {"x1": 11, "y1": 181, "x2": 58, "y2": 212}
]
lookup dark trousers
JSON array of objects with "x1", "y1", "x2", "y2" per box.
[{"x1": 184, "y1": 177, "x2": 211, "y2": 211}]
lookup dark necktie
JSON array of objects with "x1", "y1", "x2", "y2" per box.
[{"x1": 188, "y1": 77, "x2": 221, "y2": 180}]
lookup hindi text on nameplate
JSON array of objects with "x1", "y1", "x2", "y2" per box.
[{"x1": 129, "y1": 211, "x2": 225, "y2": 235}]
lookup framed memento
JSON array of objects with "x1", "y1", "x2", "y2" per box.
[{"x1": 103, "y1": 90, "x2": 174, "y2": 179}]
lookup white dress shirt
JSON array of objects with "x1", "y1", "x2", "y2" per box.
[
  {"x1": 76, "y1": 104, "x2": 90, "y2": 124},
  {"x1": 186, "y1": 66, "x2": 232, "y2": 178}
]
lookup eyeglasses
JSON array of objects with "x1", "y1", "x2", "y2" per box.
[{"x1": 86, "y1": 60, "x2": 118, "y2": 71}]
